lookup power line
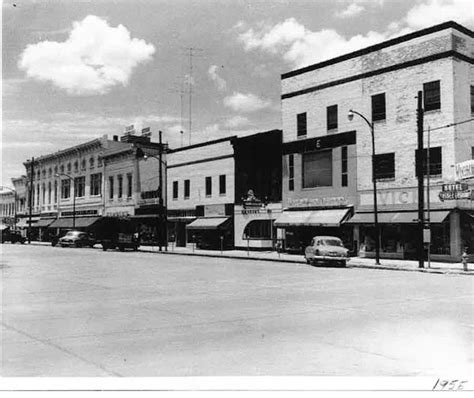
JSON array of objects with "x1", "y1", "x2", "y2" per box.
[{"x1": 424, "y1": 117, "x2": 473, "y2": 132}]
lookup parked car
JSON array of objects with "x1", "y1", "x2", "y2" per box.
[
  {"x1": 1, "y1": 229, "x2": 26, "y2": 244},
  {"x1": 58, "y1": 231, "x2": 96, "y2": 248},
  {"x1": 96, "y1": 217, "x2": 139, "y2": 251},
  {"x1": 304, "y1": 236, "x2": 349, "y2": 267}
]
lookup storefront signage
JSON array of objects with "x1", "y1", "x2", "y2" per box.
[
  {"x1": 438, "y1": 182, "x2": 471, "y2": 201},
  {"x1": 61, "y1": 209, "x2": 98, "y2": 217},
  {"x1": 282, "y1": 131, "x2": 356, "y2": 155},
  {"x1": 204, "y1": 204, "x2": 226, "y2": 217},
  {"x1": 455, "y1": 160, "x2": 474, "y2": 180},
  {"x1": 288, "y1": 196, "x2": 348, "y2": 208},
  {"x1": 105, "y1": 210, "x2": 133, "y2": 217}
]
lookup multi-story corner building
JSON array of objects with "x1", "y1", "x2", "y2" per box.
[
  {"x1": 167, "y1": 137, "x2": 236, "y2": 250},
  {"x1": 102, "y1": 129, "x2": 167, "y2": 245},
  {"x1": 23, "y1": 135, "x2": 126, "y2": 239},
  {"x1": 0, "y1": 190, "x2": 16, "y2": 227},
  {"x1": 280, "y1": 21, "x2": 473, "y2": 261}
]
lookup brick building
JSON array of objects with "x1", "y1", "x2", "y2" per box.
[{"x1": 280, "y1": 21, "x2": 473, "y2": 261}]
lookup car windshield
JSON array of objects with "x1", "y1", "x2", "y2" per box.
[{"x1": 321, "y1": 239, "x2": 343, "y2": 247}]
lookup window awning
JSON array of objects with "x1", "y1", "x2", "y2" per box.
[
  {"x1": 49, "y1": 216, "x2": 102, "y2": 229},
  {"x1": 186, "y1": 217, "x2": 230, "y2": 230},
  {"x1": 35, "y1": 218, "x2": 56, "y2": 228},
  {"x1": 345, "y1": 210, "x2": 450, "y2": 224},
  {"x1": 274, "y1": 208, "x2": 351, "y2": 227}
]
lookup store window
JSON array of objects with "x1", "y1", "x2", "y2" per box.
[
  {"x1": 90, "y1": 173, "x2": 102, "y2": 196},
  {"x1": 243, "y1": 220, "x2": 272, "y2": 239},
  {"x1": 327, "y1": 105, "x2": 338, "y2": 130},
  {"x1": 423, "y1": 80, "x2": 441, "y2": 111},
  {"x1": 173, "y1": 181, "x2": 178, "y2": 199},
  {"x1": 371, "y1": 93, "x2": 386, "y2": 122},
  {"x1": 302, "y1": 150, "x2": 332, "y2": 188},
  {"x1": 288, "y1": 154, "x2": 294, "y2": 191},
  {"x1": 74, "y1": 176, "x2": 85, "y2": 198},
  {"x1": 341, "y1": 146, "x2": 348, "y2": 187},
  {"x1": 374, "y1": 152, "x2": 395, "y2": 180},
  {"x1": 205, "y1": 176, "x2": 212, "y2": 197},
  {"x1": 219, "y1": 175, "x2": 226, "y2": 195},
  {"x1": 430, "y1": 222, "x2": 450, "y2": 255},
  {"x1": 415, "y1": 146, "x2": 442, "y2": 176},
  {"x1": 184, "y1": 179, "x2": 190, "y2": 199},
  {"x1": 297, "y1": 112, "x2": 307, "y2": 137}
]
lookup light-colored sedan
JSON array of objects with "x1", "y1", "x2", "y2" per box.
[
  {"x1": 58, "y1": 231, "x2": 95, "y2": 248},
  {"x1": 304, "y1": 236, "x2": 349, "y2": 267}
]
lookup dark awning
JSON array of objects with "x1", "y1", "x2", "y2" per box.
[
  {"x1": 274, "y1": 208, "x2": 351, "y2": 227},
  {"x1": 186, "y1": 217, "x2": 230, "y2": 230},
  {"x1": 35, "y1": 218, "x2": 56, "y2": 228},
  {"x1": 345, "y1": 210, "x2": 450, "y2": 224},
  {"x1": 49, "y1": 216, "x2": 102, "y2": 229}
]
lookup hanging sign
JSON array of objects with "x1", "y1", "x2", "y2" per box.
[{"x1": 455, "y1": 160, "x2": 474, "y2": 180}]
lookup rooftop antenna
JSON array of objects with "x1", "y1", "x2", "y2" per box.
[{"x1": 183, "y1": 47, "x2": 204, "y2": 145}]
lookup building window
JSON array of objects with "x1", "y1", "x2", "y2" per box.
[
  {"x1": 297, "y1": 112, "x2": 307, "y2": 137},
  {"x1": 42, "y1": 169, "x2": 46, "y2": 178},
  {"x1": 74, "y1": 176, "x2": 85, "y2": 198},
  {"x1": 423, "y1": 80, "x2": 440, "y2": 111},
  {"x1": 371, "y1": 93, "x2": 386, "y2": 121},
  {"x1": 97, "y1": 157, "x2": 103, "y2": 167},
  {"x1": 374, "y1": 153, "x2": 395, "y2": 180},
  {"x1": 60, "y1": 164, "x2": 64, "y2": 174},
  {"x1": 61, "y1": 179, "x2": 70, "y2": 199},
  {"x1": 205, "y1": 176, "x2": 212, "y2": 197},
  {"x1": 327, "y1": 105, "x2": 338, "y2": 130},
  {"x1": 471, "y1": 85, "x2": 474, "y2": 114},
  {"x1": 416, "y1": 146, "x2": 442, "y2": 176},
  {"x1": 48, "y1": 168, "x2": 52, "y2": 177},
  {"x1": 48, "y1": 182, "x2": 52, "y2": 204},
  {"x1": 472, "y1": 146, "x2": 474, "y2": 160},
  {"x1": 54, "y1": 180, "x2": 57, "y2": 203},
  {"x1": 219, "y1": 175, "x2": 226, "y2": 195},
  {"x1": 127, "y1": 173, "x2": 132, "y2": 198},
  {"x1": 302, "y1": 150, "x2": 333, "y2": 188},
  {"x1": 81, "y1": 159, "x2": 86, "y2": 170},
  {"x1": 42, "y1": 183, "x2": 45, "y2": 203},
  {"x1": 117, "y1": 175, "x2": 123, "y2": 198},
  {"x1": 74, "y1": 161, "x2": 79, "y2": 173},
  {"x1": 184, "y1": 179, "x2": 190, "y2": 199},
  {"x1": 243, "y1": 220, "x2": 272, "y2": 239},
  {"x1": 173, "y1": 181, "x2": 178, "y2": 199},
  {"x1": 288, "y1": 154, "x2": 294, "y2": 191},
  {"x1": 54, "y1": 165, "x2": 58, "y2": 175},
  {"x1": 90, "y1": 173, "x2": 102, "y2": 196},
  {"x1": 89, "y1": 157, "x2": 95, "y2": 169},
  {"x1": 341, "y1": 146, "x2": 348, "y2": 187},
  {"x1": 109, "y1": 176, "x2": 114, "y2": 199},
  {"x1": 67, "y1": 163, "x2": 71, "y2": 173}
]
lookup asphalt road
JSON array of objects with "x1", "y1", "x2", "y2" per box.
[{"x1": 1, "y1": 244, "x2": 473, "y2": 377}]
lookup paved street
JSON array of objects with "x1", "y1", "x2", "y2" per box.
[{"x1": 1, "y1": 244, "x2": 473, "y2": 377}]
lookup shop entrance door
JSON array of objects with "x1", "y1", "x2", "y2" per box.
[{"x1": 176, "y1": 223, "x2": 186, "y2": 247}]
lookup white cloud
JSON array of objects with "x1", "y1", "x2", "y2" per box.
[
  {"x1": 208, "y1": 65, "x2": 227, "y2": 91},
  {"x1": 224, "y1": 115, "x2": 250, "y2": 128},
  {"x1": 18, "y1": 15, "x2": 155, "y2": 95},
  {"x1": 335, "y1": 3, "x2": 365, "y2": 18},
  {"x1": 404, "y1": 0, "x2": 473, "y2": 29},
  {"x1": 223, "y1": 92, "x2": 272, "y2": 113},
  {"x1": 237, "y1": 0, "x2": 473, "y2": 69}
]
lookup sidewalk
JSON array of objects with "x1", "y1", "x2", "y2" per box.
[
  {"x1": 139, "y1": 244, "x2": 472, "y2": 275},
  {"x1": 27, "y1": 240, "x2": 471, "y2": 275}
]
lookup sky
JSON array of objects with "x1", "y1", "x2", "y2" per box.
[{"x1": 2, "y1": 0, "x2": 473, "y2": 187}]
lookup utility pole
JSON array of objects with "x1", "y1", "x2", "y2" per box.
[
  {"x1": 416, "y1": 91, "x2": 424, "y2": 269},
  {"x1": 158, "y1": 130, "x2": 163, "y2": 252},
  {"x1": 28, "y1": 157, "x2": 34, "y2": 244}
]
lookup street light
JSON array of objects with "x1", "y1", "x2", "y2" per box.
[
  {"x1": 0, "y1": 186, "x2": 17, "y2": 230},
  {"x1": 143, "y1": 140, "x2": 168, "y2": 252},
  {"x1": 55, "y1": 173, "x2": 76, "y2": 229},
  {"x1": 348, "y1": 109, "x2": 381, "y2": 265}
]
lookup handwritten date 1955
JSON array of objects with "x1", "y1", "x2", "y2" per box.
[{"x1": 433, "y1": 379, "x2": 468, "y2": 391}]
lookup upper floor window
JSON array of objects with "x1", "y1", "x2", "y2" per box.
[
  {"x1": 48, "y1": 168, "x2": 52, "y2": 177},
  {"x1": 219, "y1": 175, "x2": 226, "y2": 195},
  {"x1": 61, "y1": 179, "x2": 70, "y2": 199},
  {"x1": 108, "y1": 176, "x2": 114, "y2": 199},
  {"x1": 67, "y1": 163, "x2": 71, "y2": 173},
  {"x1": 371, "y1": 93, "x2": 386, "y2": 122},
  {"x1": 327, "y1": 105, "x2": 338, "y2": 130},
  {"x1": 60, "y1": 164, "x2": 65, "y2": 174},
  {"x1": 416, "y1": 146, "x2": 442, "y2": 176},
  {"x1": 81, "y1": 159, "x2": 86, "y2": 170},
  {"x1": 54, "y1": 165, "x2": 58, "y2": 175},
  {"x1": 423, "y1": 80, "x2": 440, "y2": 111},
  {"x1": 172, "y1": 181, "x2": 178, "y2": 200},
  {"x1": 184, "y1": 179, "x2": 190, "y2": 199},
  {"x1": 74, "y1": 161, "x2": 79, "y2": 173},
  {"x1": 127, "y1": 173, "x2": 132, "y2": 198},
  {"x1": 288, "y1": 154, "x2": 294, "y2": 191},
  {"x1": 341, "y1": 146, "x2": 348, "y2": 187},
  {"x1": 89, "y1": 157, "x2": 95, "y2": 169},
  {"x1": 302, "y1": 150, "x2": 332, "y2": 188},
  {"x1": 97, "y1": 156, "x2": 103, "y2": 167},
  {"x1": 205, "y1": 176, "x2": 212, "y2": 197},
  {"x1": 90, "y1": 173, "x2": 102, "y2": 196},
  {"x1": 297, "y1": 112, "x2": 307, "y2": 137},
  {"x1": 42, "y1": 169, "x2": 46, "y2": 178},
  {"x1": 374, "y1": 153, "x2": 395, "y2": 180},
  {"x1": 74, "y1": 176, "x2": 85, "y2": 198},
  {"x1": 117, "y1": 175, "x2": 123, "y2": 198},
  {"x1": 37, "y1": 170, "x2": 40, "y2": 180},
  {"x1": 470, "y1": 85, "x2": 474, "y2": 114}
]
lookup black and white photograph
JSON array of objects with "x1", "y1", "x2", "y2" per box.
[{"x1": 1, "y1": 0, "x2": 473, "y2": 394}]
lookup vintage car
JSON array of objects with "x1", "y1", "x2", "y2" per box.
[
  {"x1": 96, "y1": 217, "x2": 139, "y2": 252},
  {"x1": 58, "y1": 231, "x2": 96, "y2": 248},
  {"x1": 304, "y1": 236, "x2": 349, "y2": 267},
  {"x1": 1, "y1": 228, "x2": 26, "y2": 244}
]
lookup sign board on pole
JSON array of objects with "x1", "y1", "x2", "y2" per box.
[{"x1": 423, "y1": 228, "x2": 431, "y2": 244}]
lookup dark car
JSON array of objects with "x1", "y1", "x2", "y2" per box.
[
  {"x1": 96, "y1": 217, "x2": 139, "y2": 252},
  {"x1": 1, "y1": 229, "x2": 26, "y2": 244},
  {"x1": 58, "y1": 231, "x2": 96, "y2": 248}
]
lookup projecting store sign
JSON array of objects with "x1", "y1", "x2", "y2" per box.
[
  {"x1": 454, "y1": 160, "x2": 474, "y2": 180},
  {"x1": 438, "y1": 183, "x2": 472, "y2": 201}
]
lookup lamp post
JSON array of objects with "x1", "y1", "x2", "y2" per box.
[
  {"x1": 55, "y1": 173, "x2": 76, "y2": 229},
  {"x1": 0, "y1": 186, "x2": 17, "y2": 230},
  {"x1": 348, "y1": 109, "x2": 380, "y2": 265},
  {"x1": 143, "y1": 133, "x2": 168, "y2": 251}
]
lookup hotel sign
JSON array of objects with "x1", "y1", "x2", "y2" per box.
[
  {"x1": 454, "y1": 160, "x2": 474, "y2": 180},
  {"x1": 438, "y1": 182, "x2": 472, "y2": 202}
]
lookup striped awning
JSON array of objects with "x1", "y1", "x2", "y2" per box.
[
  {"x1": 274, "y1": 208, "x2": 351, "y2": 227},
  {"x1": 345, "y1": 210, "x2": 450, "y2": 224},
  {"x1": 49, "y1": 216, "x2": 102, "y2": 229},
  {"x1": 186, "y1": 217, "x2": 230, "y2": 230}
]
